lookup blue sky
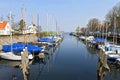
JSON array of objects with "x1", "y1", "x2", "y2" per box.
[{"x1": 0, "y1": 0, "x2": 119, "y2": 32}]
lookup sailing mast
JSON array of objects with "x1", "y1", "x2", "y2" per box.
[
  {"x1": 46, "y1": 13, "x2": 49, "y2": 36},
  {"x1": 53, "y1": 16, "x2": 58, "y2": 36},
  {"x1": 105, "y1": 23, "x2": 107, "y2": 39},
  {"x1": 55, "y1": 20, "x2": 58, "y2": 36},
  {"x1": 21, "y1": 6, "x2": 27, "y2": 43},
  {"x1": 9, "y1": 11, "x2": 12, "y2": 52},
  {"x1": 32, "y1": 13, "x2": 36, "y2": 42},
  {"x1": 37, "y1": 14, "x2": 41, "y2": 37},
  {"x1": 113, "y1": 15, "x2": 117, "y2": 44}
]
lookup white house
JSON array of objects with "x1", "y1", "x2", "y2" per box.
[
  {"x1": 0, "y1": 21, "x2": 13, "y2": 35},
  {"x1": 23, "y1": 24, "x2": 36, "y2": 34}
]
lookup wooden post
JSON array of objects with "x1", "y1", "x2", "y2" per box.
[
  {"x1": 21, "y1": 47, "x2": 29, "y2": 80},
  {"x1": 100, "y1": 50, "x2": 109, "y2": 70},
  {"x1": 103, "y1": 53, "x2": 109, "y2": 70}
]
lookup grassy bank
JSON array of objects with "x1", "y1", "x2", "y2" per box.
[{"x1": 37, "y1": 31, "x2": 57, "y2": 37}]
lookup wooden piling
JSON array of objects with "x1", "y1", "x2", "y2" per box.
[
  {"x1": 21, "y1": 47, "x2": 29, "y2": 80},
  {"x1": 99, "y1": 50, "x2": 110, "y2": 70}
]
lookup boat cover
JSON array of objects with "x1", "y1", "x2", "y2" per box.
[
  {"x1": 38, "y1": 37, "x2": 55, "y2": 43},
  {"x1": 91, "y1": 38, "x2": 107, "y2": 43},
  {"x1": 2, "y1": 43, "x2": 42, "y2": 55}
]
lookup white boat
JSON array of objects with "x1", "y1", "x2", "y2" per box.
[
  {"x1": 103, "y1": 44, "x2": 120, "y2": 54},
  {"x1": 0, "y1": 12, "x2": 35, "y2": 61},
  {"x1": 101, "y1": 43, "x2": 120, "y2": 63},
  {"x1": 79, "y1": 36, "x2": 86, "y2": 41},
  {"x1": 54, "y1": 36, "x2": 62, "y2": 43},
  {"x1": 0, "y1": 52, "x2": 33, "y2": 61},
  {"x1": 86, "y1": 36, "x2": 94, "y2": 42},
  {"x1": 0, "y1": 43, "x2": 45, "y2": 61},
  {"x1": 37, "y1": 36, "x2": 62, "y2": 47}
]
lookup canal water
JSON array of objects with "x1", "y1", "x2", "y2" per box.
[
  {"x1": 0, "y1": 33, "x2": 120, "y2": 80},
  {"x1": 37, "y1": 34, "x2": 99, "y2": 80}
]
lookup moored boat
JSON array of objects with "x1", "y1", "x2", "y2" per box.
[
  {"x1": 101, "y1": 44, "x2": 120, "y2": 64},
  {"x1": 0, "y1": 43, "x2": 44, "y2": 60}
]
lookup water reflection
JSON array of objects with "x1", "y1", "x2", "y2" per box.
[
  {"x1": 30, "y1": 45, "x2": 60, "y2": 80},
  {"x1": 97, "y1": 56, "x2": 120, "y2": 80},
  {"x1": 0, "y1": 65, "x2": 24, "y2": 80},
  {"x1": 2, "y1": 34, "x2": 120, "y2": 80},
  {"x1": 97, "y1": 59, "x2": 108, "y2": 80},
  {"x1": 76, "y1": 36, "x2": 99, "y2": 55},
  {"x1": 0, "y1": 60, "x2": 21, "y2": 67},
  {"x1": 76, "y1": 35, "x2": 120, "y2": 80},
  {"x1": 86, "y1": 46, "x2": 99, "y2": 55},
  {"x1": 29, "y1": 59, "x2": 46, "y2": 80},
  {"x1": 0, "y1": 44, "x2": 60, "y2": 80},
  {"x1": 107, "y1": 61, "x2": 120, "y2": 80}
]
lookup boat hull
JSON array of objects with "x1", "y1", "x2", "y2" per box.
[{"x1": 0, "y1": 52, "x2": 33, "y2": 61}]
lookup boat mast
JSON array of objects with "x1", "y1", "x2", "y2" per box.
[
  {"x1": 46, "y1": 12, "x2": 49, "y2": 36},
  {"x1": 21, "y1": 6, "x2": 27, "y2": 43},
  {"x1": 32, "y1": 13, "x2": 36, "y2": 42},
  {"x1": 53, "y1": 16, "x2": 58, "y2": 36},
  {"x1": 9, "y1": 11, "x2": 12, "y2": 52},
  {"x1": 37, "y1": 14, "x2": 40, "y2": 37},
  {"x1": 113, "y1": 15, "x2": 116, "y2": 44},
  {"x1": 105, "y1": 23, "x2": 107, "y2": 39},
  {"x1": 102, "y1": 24, "x2": 104, "y2": 39},
  {"x1": 105, "y1": 22, "x2": 109, "y2": 39},
  {"x1": 56, "y1": 20, "x2": 58, "y2": 36}
]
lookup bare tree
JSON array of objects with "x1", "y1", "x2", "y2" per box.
[
  {"x1": 75, "y1": 26, "x2": 80, "y2": 33},
  {"x1": 19, "y1": 19, "x2": 26, "y2": 31},
  {"x1": 87, "y1": 18, "x2": 100, "y2": 32},
  {"x1": 105, "y1": 2, "x2": 120, "y2": 33}
]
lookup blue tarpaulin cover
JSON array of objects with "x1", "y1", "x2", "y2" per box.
[
  {"x1": 38, "y1": 37, "x2": 55, "y2": 43},
  {"x1": 2, "y1": 43, "x2": 42, "y2": 55},
  {"x1": 91, "y1": 38, "x2": 107, "y2": 43}
]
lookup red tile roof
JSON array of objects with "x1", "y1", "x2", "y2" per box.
[{"x1": 0, "y1": 22, "x2": 8, "y2": 30}]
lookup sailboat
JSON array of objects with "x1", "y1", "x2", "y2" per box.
[
  {"x1": 0, "y1": 11, "x2": 43, "y2": 60},
  {"x1": 0, "y1": 11, "x2": 33, "y2": 60},
  {"x1": 0, "y1": 42, "x2": 44, "y2": 60},
  {"x1": 37, "y1": 13, "x2": 55, "y2": 47},
  {"x1": 37, "y1": 14, "x2": 63, "y2": 47},
  {"x1": 100, "y1": 16, "x2": 120, "y2": 64}
]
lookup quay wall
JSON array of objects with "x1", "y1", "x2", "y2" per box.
[{"x1": 0, "y1": 34, "x2": 38, "y2": 50}]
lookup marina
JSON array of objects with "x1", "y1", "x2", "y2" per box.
[
  {"x1": 0, "y1": 34, "x2": 120, "y2": 80},
  {"x1": 1, "y1": 0, "x2": 120, "y2": 80}
]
